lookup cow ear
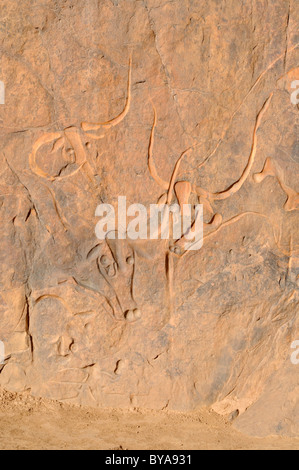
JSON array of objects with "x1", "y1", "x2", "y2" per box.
[
  {"x1": 157, "y1": 193, "x2": 167, "y2": 205},
  {"x1": 86, "y1": 243, "x2": 104, "y2": 260}
]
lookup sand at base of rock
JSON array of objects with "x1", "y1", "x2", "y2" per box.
[{"x1": 0, "y1": 389, "x2": 298, "y2": 450}]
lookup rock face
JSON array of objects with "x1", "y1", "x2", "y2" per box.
[{"x1": 0, "y1": 0, "x2": 298, "y2": 437}]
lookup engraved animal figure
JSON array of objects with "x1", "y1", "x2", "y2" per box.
[
  {"x1": 82, "y1": 232, "x2": 141, "y2": 322},
  {"x1": 28, "y1": 57, "x2": 139, "y2": 322},
  {"x1": 28, "y1": 53, "x2": 298, "y2": 321},
  {"x1": 146, "y1": 91, "x2": 298, "y2": 311},
  {"x1": 148, "y1": 94, "x2": 274, "y2": 255},
  {"x1": 254, "y1": 157, "x2": 299, "y2": 212}
]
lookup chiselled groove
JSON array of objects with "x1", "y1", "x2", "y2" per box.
[
  {"x1": 147, "y1": 93, "x2": 273, "y2": 256},
  {"x1": 148, "y1": 105, "x2": 169, "y2": 190},
  {"x1": 203, "y1": 212, "x2": 272, "y2": 243},
  {"x1": 25, "y1": 53, "x2": 297, "y2": 354},
  {"x1": 71, "y1": 276, "x2": 124, "y2": 323},
  {"x1": 84, "y1": 133, "x2": 105, "y2": 141},
  {"x1": 29, "y1": 131, "x2": 86, "y2": 182},
  {"x1": 63, "y1": 127, "x2": 86, "y2": 166},
  {"x1": 29, "y1": 126, "x2": 104, "y2": 208},
  {"x1": 197, "y1": 43, "x2": 299, "y2": 170},
  {"x1": 81, "y1": 55, "x2": 132, "y2": 133},
  {"x1": 149, "y1": 94, "x2": 273, "y2": 209},
  {"x1": 29, "y1": 132, "x2": 65, "y2": 181},
  {"x1": 195, "y1": 94, "x2": 273, "y2": 201},
  {"x1": 175, "y1": 208, "x2": 207, "y2": 251},
  {"x1": 64, "y1": 127, "x2": 101, "y2": 195},
  {"x1": 96, "y1": 235, "x2": 138, "y2": 322},
  {"x1": 254, "y1": 157, "x2": 299, "y2": 212},
  {"x1": 86, "y1": 244, "x2": 103, "y2": 260},
  {"x1": 179, "y1": 212, "x2": 278, "y2": 258},
  {"x1": 146, "y1": 94, "x2": 276, "y2": 313},
  {"x1": 35, "y1": 294, "x2": 72, "y2": 313},
  {"x1": 41, "y1": 183, "x2": 69, "y2": 231},
  {"x1": 148, "y1": 104, "x2": 195, "y2": 199},
  {"x1": 166, "y1": 252, "x2": 174, "y2": 318},
  {"x1": 73, "y1": 310, "x2": 95, "y2": 317},
  {"x1": 167, "y1": 147, "x2": 193, "y2": 204},
  {"x1": 97, "y1": 260, "x2": 125, "y2": 322},
  {"x1": 147, "y1": 105, "x2": 196, "y2": 314}
]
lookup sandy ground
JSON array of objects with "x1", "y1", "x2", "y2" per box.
[{"x1": 0, "y1": 389, "x2": 298, "y2": 450}]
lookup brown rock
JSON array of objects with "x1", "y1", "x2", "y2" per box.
[{"x1": 0, "y1": 0, "x2": 298, "y2": 437}]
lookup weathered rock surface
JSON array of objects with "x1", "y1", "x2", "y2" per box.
[{"x1": 0, "y1": 0, "x2": 298, "y2": 437}]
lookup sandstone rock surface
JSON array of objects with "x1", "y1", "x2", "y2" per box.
[{"x1": 0, "y1": 0, "x2": 298, "y2": 437}]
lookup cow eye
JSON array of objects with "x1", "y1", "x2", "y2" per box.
[{"x1": 100, "y1": 255, "x2": 110, "y2": 267}]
